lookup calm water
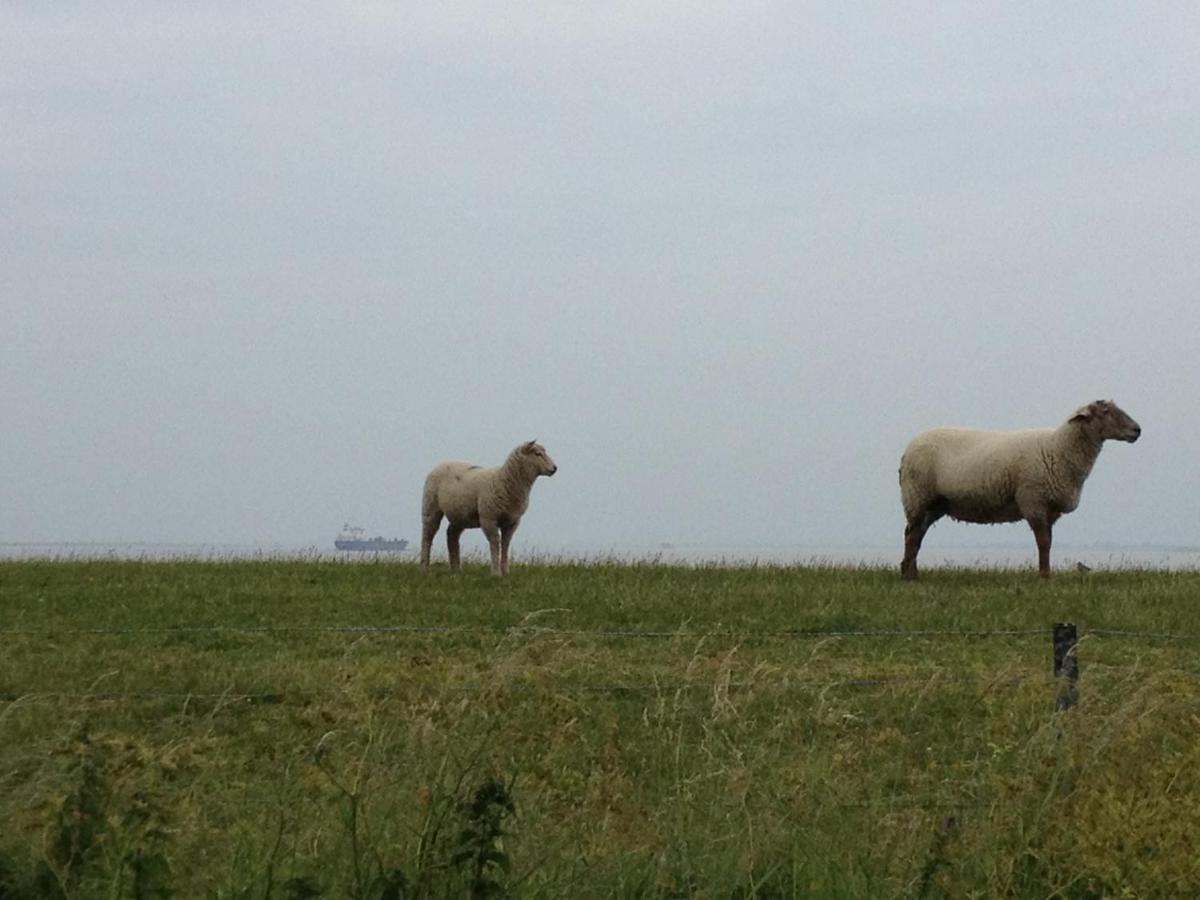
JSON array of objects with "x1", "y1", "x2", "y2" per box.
[{"x1": 3, "y1": 541, "x2": 1199, "y2": 571}]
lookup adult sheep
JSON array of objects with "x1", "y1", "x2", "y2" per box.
[
  {"x1": 899, "y1": 400, "x2": 1140, "y2": 580},
  {"x1": 420, "y1": 440, "x2": 557, "y2": 576}
]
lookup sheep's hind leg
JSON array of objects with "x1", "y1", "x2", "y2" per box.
[
  {"x1": 901, "y1": 510, "x2": 940, "y2": 580},
  {"x1": 446, "y1": 523, "x2": 464, "y2": 573},
  {"x1": 420, "y1": 513, "x2": 442, "y2": 573},
  {"x1": 1029, "y1": 518, "x2": 1053, "y2": 579},
  {"x1": 481, "y1": 522, "x2": 502, "y2": 576}
]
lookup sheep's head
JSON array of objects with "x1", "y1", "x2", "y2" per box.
[
  {"x1": 1069, "y1": 400, "x2": 1141, "y2": 443},
  {"x1": 520, "y1": 440, "x2": 558, "y2": 476}
]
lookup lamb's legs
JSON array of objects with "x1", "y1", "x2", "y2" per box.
[
  {"x1": 420, "y1": 514, "x2": 442, "y2": 573},
  {"x1": 901, "y1": 511, "x2": 940, "y2": 580},
  {"x1": 446, "y1": 523, "x2": 464, "y2": 573},
  {"x1": 1029, "y1": 518, "x2": 1053, "y2": 579},
  {"x1": 481, "y1": 522, "x2": 502, "y2": 576},
  {"x1": 500, "y1": 521, "x2": 519, "y2": 575}
]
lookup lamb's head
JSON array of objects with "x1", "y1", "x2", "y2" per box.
[
  {"x1": 518, "y1": 440, "x2": 558, "y2": 477},
  {"x1": 1068, "y1": 400, "x2": 1141, "y2": 443}
]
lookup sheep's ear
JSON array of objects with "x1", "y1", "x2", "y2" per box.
[
  {"x1": 524, "y1": 439, "x2": 538, "y2": 450},
  {"x1": 1069, "y1": 403, "x2": 1095, "y2": 423}
]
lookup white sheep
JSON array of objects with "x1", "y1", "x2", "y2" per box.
[
  {"x1": 899, "y1": 400, "x2": 1140, "y2": 580},
  {"x1": 420, "y1": 440, "x2": 558, "y2": 575}
]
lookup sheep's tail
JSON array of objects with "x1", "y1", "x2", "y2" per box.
[
  {"x1": 897, "y1": 448, "x2": 925, "y2": 523},
  {"x1": 421, "y1": 470, "x2": 440, "y2": 518},
  {"x1": 898, "y1": 453, "x2": 911, "y2": 508}
]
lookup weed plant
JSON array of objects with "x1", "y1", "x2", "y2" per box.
[{"x1": 1, "y1": 559, "x2": 1199, "y2": 897}]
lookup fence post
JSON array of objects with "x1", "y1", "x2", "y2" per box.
[{"x1": 1053, "y1": 622, "x2": 1078, "y2": 711}]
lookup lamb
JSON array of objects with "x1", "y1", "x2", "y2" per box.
[
  {"x1": 899, "y1": 400, "x2": 1140, "y2": 580},
  {"x1": 420, "y1": 440, "x2": 558, "y2": 576}
]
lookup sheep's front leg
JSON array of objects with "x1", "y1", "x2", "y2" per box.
[
  {"x1": 481, "y1": 521, "x2": 503, "y2": 575},
  {"x1": 1029, "y1": 518, "x2": 1052, "y2": 579},
  {"x1": 446, "y1": 523, "x2": 464, "y2": 573},
  {"x1": 500, "y1": 520, "x2": 519, "y2": 576}
]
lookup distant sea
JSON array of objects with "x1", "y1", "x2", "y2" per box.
[{"x1": 2, "y1": 541, "x2": 1199, "y2": 571}]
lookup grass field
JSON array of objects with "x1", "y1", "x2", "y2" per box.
[{"x1": 2, "y1": 558, "x2": 1200, "y2": 898}]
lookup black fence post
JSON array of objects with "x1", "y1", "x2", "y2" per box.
[{"x1": 1054, "y1": 622, "x2": 1079, "y2": 711}]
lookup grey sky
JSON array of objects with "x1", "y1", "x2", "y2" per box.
[{"x1": 3, "y1": 3, "x2": 1198, "y2": 555}]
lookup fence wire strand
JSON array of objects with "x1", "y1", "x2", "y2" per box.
[
  {"x1": 1089, "y1": 628, "x2": 1200, "y2": 640},
  {"x1": 0, "y1": 672, "x2": 1053, "y2": 706},
  {"x1": 3, "y1": 623, "x2": 1193, "y2": 640},
  {"x1": 0, "y1": 623, "x2": 1048, "y2": 639}
]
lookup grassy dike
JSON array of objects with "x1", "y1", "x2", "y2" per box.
[{"x1": 1, "y1": 558, "x2": 1199, "y2": 897}]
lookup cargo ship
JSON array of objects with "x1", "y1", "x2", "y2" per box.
[{"x1": 334, "y1": 524, "x2": 408, "y2": 553}]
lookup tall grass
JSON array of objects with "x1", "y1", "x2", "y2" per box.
[{"x1": 1, "y1": 559, "x2": 1199, "y2": 897}]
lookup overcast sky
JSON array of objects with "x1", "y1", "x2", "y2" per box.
[{"x1": 3, "y1": 3, "x2": 1198, "y2": 557}]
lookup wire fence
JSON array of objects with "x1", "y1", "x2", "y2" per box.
[
  {"x1": 6, "y1": 622, "x2": 1195, "y2": 639},
  {"x1": 3, "y1": 622, "x2": 1200, "y2": 829},
  {"x1": 3, "y1": 607, "x2": 1198, "y2": 868},
  {"x1": 0, "y1": 671, "x2": 1060, "y2": 705},
  {"x1": 1, "y1": 621, "x2": 1197, "y2": 707}
]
